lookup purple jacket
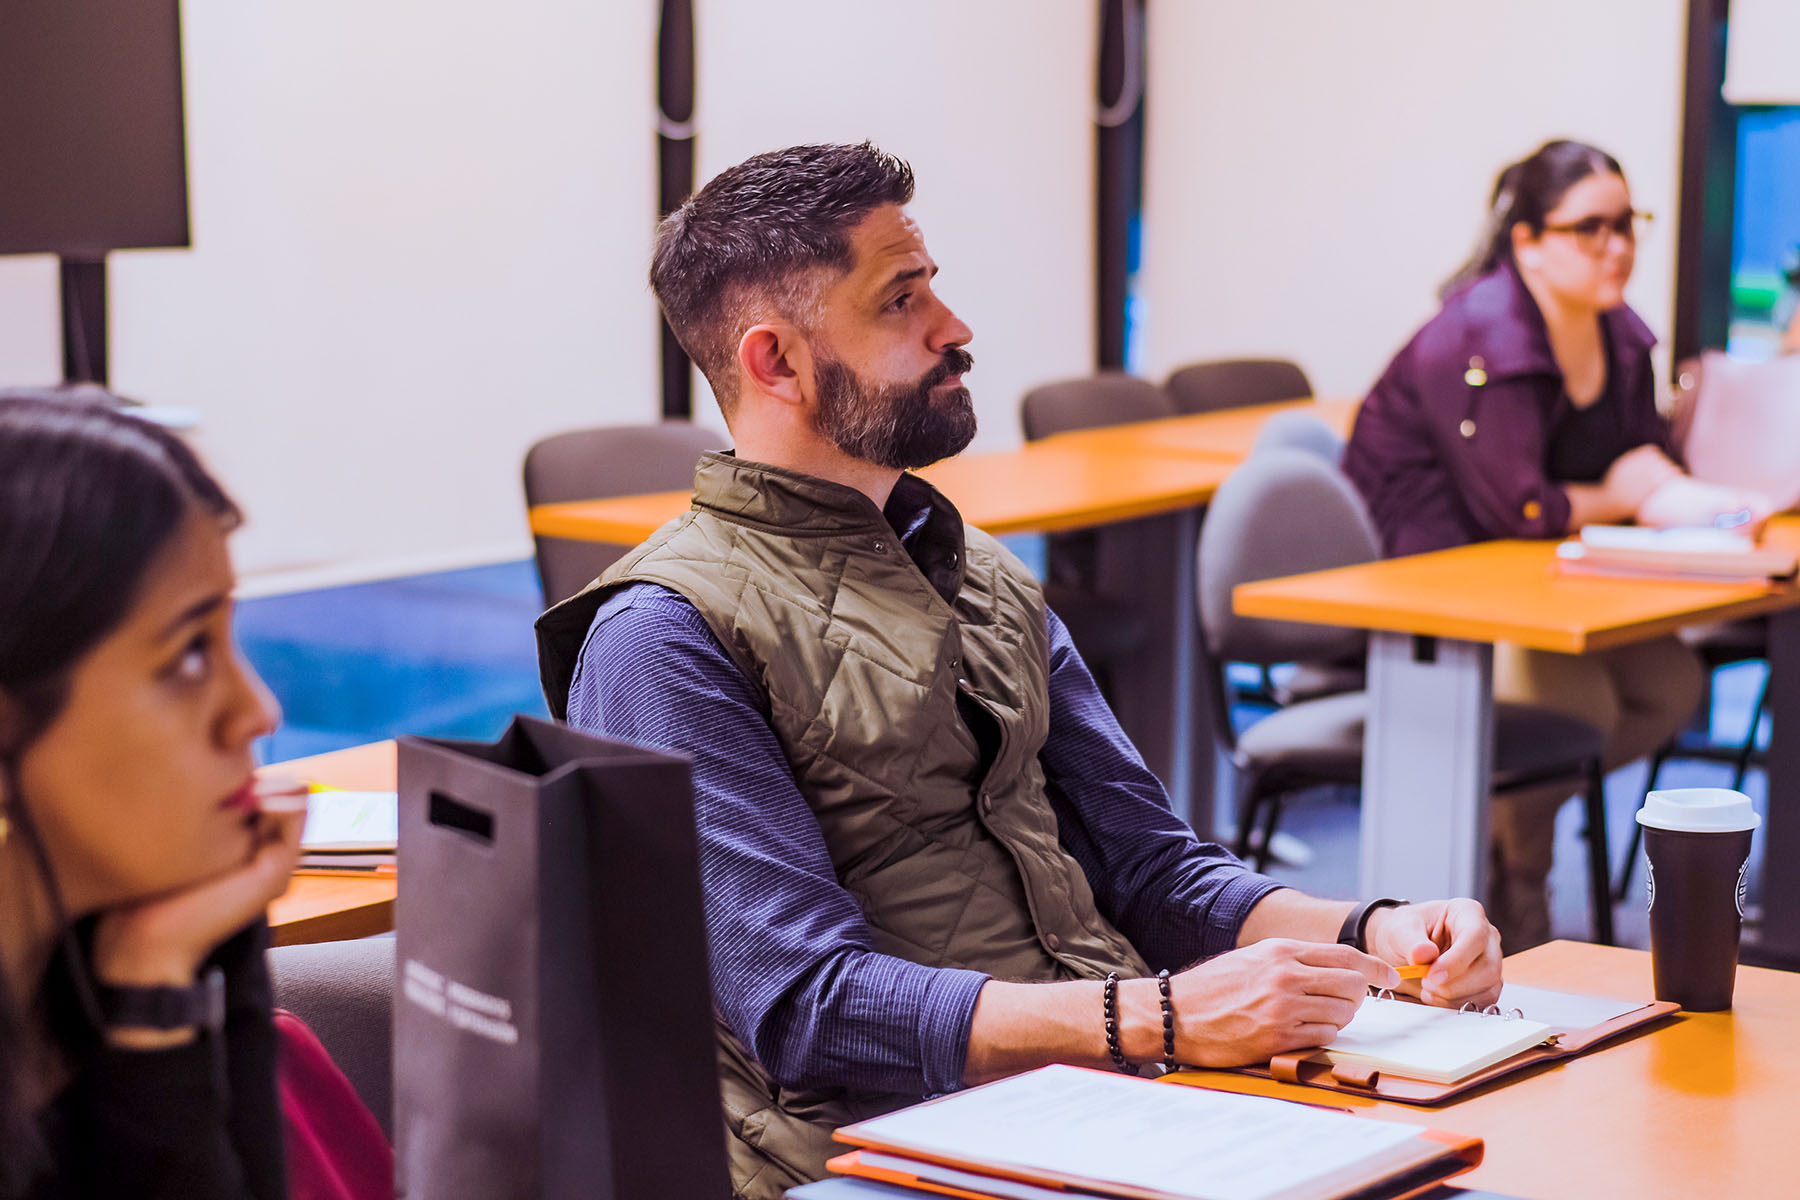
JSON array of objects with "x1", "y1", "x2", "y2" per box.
[{"x1": 1342, "y1": 264, "x2": 1671, "y2": 558}]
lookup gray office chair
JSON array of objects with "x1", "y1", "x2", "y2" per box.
[
  {"x1": 1019, "y1": 374, "x2": 1175, "y2": 698},
  {"x1": 1250, "y1": 409, "x2": 1344, "y2": 463},
  {"x1": 1244, "y1": 411, "x2": 1360, "y2": 706},
  {"x1": 1164, "y1": 357, "x2": 1313, "y2": 416},
  {"x1": 523, "y1": 422, "x2": 724, "y2": 606},
  {"x1": 1020, "y1": 371, "x2": 1172, "y2": 440},
  {"x1": 269, "y1": 935, "x2": 396, "y2": 1137},
  {"x1": 1197, "y1": 449, "x2": 1618, "y2": 944}
]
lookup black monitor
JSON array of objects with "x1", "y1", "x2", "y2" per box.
[{"x1": 0, "y1": 1, "x2": 189, "y2": 257}]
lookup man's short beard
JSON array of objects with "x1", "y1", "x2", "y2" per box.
[{"x1": 812, "y1": 346, "x2": 978, "y2": 471}]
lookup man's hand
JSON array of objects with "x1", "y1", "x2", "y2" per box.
[
  {"x1": 1158, "y1": 939, "x2": 1398, "y2": 1067},
  {"x1": 1361, "y1": 899, "x2": 1502, "y2": 1010}
]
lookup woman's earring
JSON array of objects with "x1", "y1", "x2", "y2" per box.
[{"x1": 1520, "y1": 249, "x2": 1543, "y2": 270}]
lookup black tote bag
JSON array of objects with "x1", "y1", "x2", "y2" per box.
[{"x1": 393, "y1": 716, "x2": 728, "y2": 1198}]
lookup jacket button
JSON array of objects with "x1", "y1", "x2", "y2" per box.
[
  {"x1": 978, "y1": 792, "x2": 993, "y2": 815},
  {"x1": 948, "y1": 656, "x2": 960, "y2": 668},
  {"x1": 1045, "y1": 933, "x2": 1062, "y2": 952},
  {"x1": 1523, "y1": 500, "x2": 1543, "y2": 520},
  {"x1": 872, "y1": 539, "x2": 887, "y2": 553},
  {"x1": 1459, "y1": 419, "x2": 1476, "y2": 439}
]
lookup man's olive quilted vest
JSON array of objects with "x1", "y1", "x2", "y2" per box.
[{"x1": 536, "y1": 454, "x2": 1147, "y2": 1199}]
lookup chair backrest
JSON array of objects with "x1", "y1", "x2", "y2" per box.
[
  {"x1": 1250, "y1": 409, "x2": 1344, "y2": 463},
  {"x1": 1197, "y1": 448, "x2": 1378, "y2": 666},
  {"x1": 1164, "y1": 357, "x2": 1312, "y2": 416},
  {"x1": 523, "y1": 421, "x2": 724, "y2": 605},
  {"x1": 1019, "y1": 371, "x2": 1172, "y2": 441}
]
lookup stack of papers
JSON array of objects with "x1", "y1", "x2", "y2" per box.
[{"x1": 829, "y1": 1064, "x2": 1481, "y2": 1200}]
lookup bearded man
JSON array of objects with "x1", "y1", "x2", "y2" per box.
[{"x1": 535, "y1": 142, "x2": 1504, "y2": 1200}]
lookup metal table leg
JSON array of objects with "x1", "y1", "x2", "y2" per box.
[{"x1": 1361, "y1": 631, "x2": 1495, "y2": 900}]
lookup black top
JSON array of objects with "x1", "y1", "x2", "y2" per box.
[
  {"x1": 1544, "y1": 327, "x2": 1628, "y2": 485},
  {"x1": 14, "y1": 922, "x2": 285, "y2": 1200}
]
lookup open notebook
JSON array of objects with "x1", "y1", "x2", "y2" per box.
[
  {"x1": 1203, "y1": 982, "x2": 1680, "y2": 1104},
  {"x1": 1319, "y1": 995, "x2": 1552, "y2": 1085}
]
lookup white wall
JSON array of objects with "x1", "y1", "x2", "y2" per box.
[
  {"x1": 0, "y1": 257, "x2": 60, "y2": 381},
  {"x1": 1141, "y1": 0, "x2": 1688, "y2": 398},
  {"x1": 692, "y1": 0, "x2": 1098, "y2": 453},
  {"x1": 1, "y1": 1, "x2": 661, "y2": 589},
  {"x1": 1726, "y1": 0, "x2": 1800, "y2": 105}
]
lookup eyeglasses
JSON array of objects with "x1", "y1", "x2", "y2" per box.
[{"x1": 1540, "y1": 210, "x2": 1653, "y2": 255}]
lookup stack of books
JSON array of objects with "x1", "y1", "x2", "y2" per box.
[{"x1": 1556, "y1": 525, "x2": 1797, "y2": 583}]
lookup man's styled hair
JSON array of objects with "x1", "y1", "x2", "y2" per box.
[{"x1": 650, "y1": 141, "x2": 915, "y2": 412}]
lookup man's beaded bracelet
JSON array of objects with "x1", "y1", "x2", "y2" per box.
[{"x1": 1102, "y1": 972, "x2": 1133, "y2": 1073}]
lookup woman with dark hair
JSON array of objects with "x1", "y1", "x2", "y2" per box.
[
  {"x1": 0, "y1": 394, "x2": 304, "y2": 1198},
  {"x1": 1342, "y1": 140, "x2": 1771, "y2": 950}
]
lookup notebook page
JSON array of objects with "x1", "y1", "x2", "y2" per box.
[
  {"x1": 1496, "y1": 984, "x2": 1644, "y2": 1032},
  {"x1": 843, "y1": 1064, "x2": 1420, "y2": 1200},
  {"x1": 1321, "y1": 996, "x2": 1551, "y2": 1083}
]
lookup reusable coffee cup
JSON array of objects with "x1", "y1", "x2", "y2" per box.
[{"x1": 1636, "y1": 787, "x2": 1760, "y2": 1011}]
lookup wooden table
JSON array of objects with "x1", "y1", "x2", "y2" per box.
[
  {"x1": 528, "y1": 399, "x2": 1348, "y2": 832},
  {"x1": 265, "y1": 741, "x2": 398, "y2": 946},
  {"x1": 1167, "y1": 941, "x2": 1800, "y2": 1200},
  {"x1": 1235, "y1": 519, "x2": 1800, "y2": 967}
]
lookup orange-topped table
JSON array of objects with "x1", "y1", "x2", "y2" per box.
[
  {"x1": 265, "y1": 741, "x2": 397, "y2": 946},
  {"x1": 1235, "y1": 519, "x2": 1800, "y2": 966},
  {"x1": 1167, "y1": 940, "x2": 1800, "y2": 1200}
]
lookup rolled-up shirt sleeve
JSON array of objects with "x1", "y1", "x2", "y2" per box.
[
  {"x1": 567, "y1": 584, "x2": 986, "y2": 1096},
  {"x1": 1036, "y1": 609, "x2": 1285, "y2": 969}
]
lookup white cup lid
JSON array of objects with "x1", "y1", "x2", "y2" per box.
[{"x1": 1636, "y1": 787, "x2": 1762, "y2": 833}]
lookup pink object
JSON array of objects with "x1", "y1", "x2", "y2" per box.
[
  {"x1": 1681, "y1": 349, "x2": 1800, "y2": 513},
  {"x1": 275, "y1": 1009, "x2": 394, "y2": 1200}
]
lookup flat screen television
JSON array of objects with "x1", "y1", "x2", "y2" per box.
[{"x1": 0, "y1": 1, "x2": 189, "y2": 257}]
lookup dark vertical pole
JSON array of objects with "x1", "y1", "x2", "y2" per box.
[
  {"x1": 1094, "y1": 0, "x2": 1145, "y2": 370},
  {"x1": 657, "y1": 0, "x2": 697, "y2": 419},
  {"x1": 59, "y1": 255, "x2": 109, "y2": 385},
  {"x1": 1673, "y1": 0, "x2": 1737, "y2": 365}
]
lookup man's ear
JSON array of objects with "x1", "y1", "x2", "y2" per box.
[{"x1": 737, "y1": 322, "x2": 810, "y2": 408}]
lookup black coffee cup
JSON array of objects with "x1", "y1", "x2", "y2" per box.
[{"x1": 1636, "y1": 788, "x2": 1760, "y2": 1012}]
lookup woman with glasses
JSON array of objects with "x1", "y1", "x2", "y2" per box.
[
  {"x1": 0, "y1": 395, "x2": 305, "y2": 1197},
  {"x1": 1342, "y1": 140, "x2": 1768, "y2": 950}
]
